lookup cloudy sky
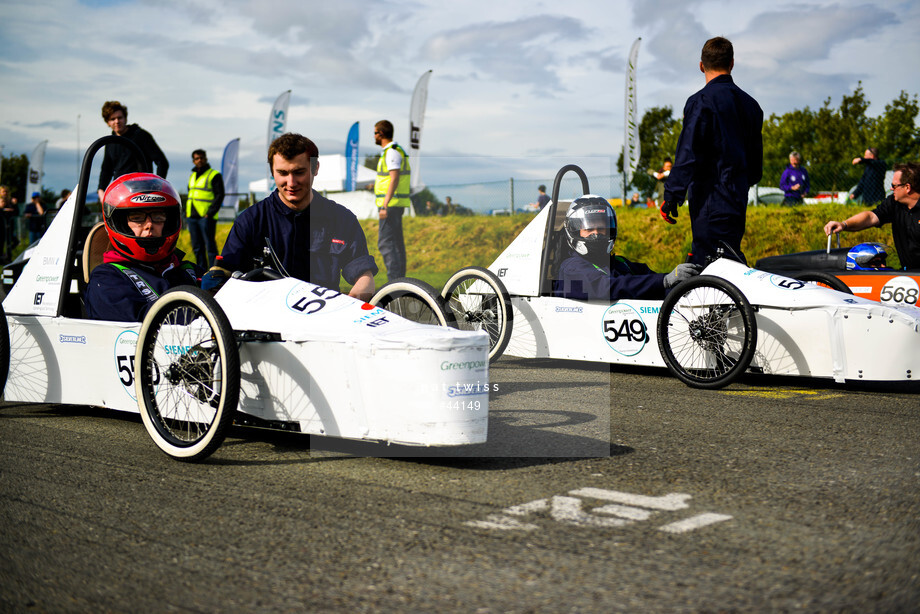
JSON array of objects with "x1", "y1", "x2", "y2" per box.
[{"x1": 1, "y1": 0, "x2": 918, "y2": 199}]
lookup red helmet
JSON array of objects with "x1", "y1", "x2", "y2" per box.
[{"x1": 102, "y1": 173, "x2": 182, "y2": 263}]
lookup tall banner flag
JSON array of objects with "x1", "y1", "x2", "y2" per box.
[
  {"x1": 267, "y1": 90, "x2": 291, "y2": 185},
  {"x1": 221, "y1": 137, "x2": 240, "y2": 214},
  {"x1": 408, "y1": 70, "x2": 432, "y2": 193},
  {"x1": 27, "y1": 140, "x2": 48, "y2": 201},
  {"x1": 345, "y1": 121, "x2": 359, "y2": 192},
  {"x1": 624, "y1": 38, "x2": 641, "y2": 187}
]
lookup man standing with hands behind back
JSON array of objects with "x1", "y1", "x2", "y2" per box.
[
  {"x1": 661, "y1": 37, "x2": 763, "y2": 266},
  {"x1": 374, "y1": 120, "x2": 410, "y2": 281}
]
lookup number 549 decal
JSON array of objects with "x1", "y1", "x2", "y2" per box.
[{"x1": 602, "y1": 304, "x2": 649, "y2": 357}]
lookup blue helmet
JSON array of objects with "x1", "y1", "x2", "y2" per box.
[{"x1": 846, "y1": 242, "x2": 892, "y2": 270}]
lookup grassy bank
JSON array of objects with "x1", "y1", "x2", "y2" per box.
[{"x1": 178, "y1": 202, "x2": 895, "y2": 292}]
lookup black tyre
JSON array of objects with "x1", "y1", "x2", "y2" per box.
[
  {"x1": 441, "y1": 266, "x2": 513, "y2": 361},
  {"x1": 0, "y1": 303, "x2": 9, "y2": 395},
  {"x1": 793, "y1": 271, "x2": 853, "y2": 294},
  {"x1": 656, "y1": 275, "x2": 757, "y2": 389},
  {"x1": 370, "y1": 278, "x2": 456, "y2": 327},
  {"x1": 135, "y1": 287, "x2": 240, "y2": 461}
]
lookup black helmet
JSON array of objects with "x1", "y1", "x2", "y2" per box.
[{"x1": 564, "y1": 195, "x2": 617, "y2": 259}]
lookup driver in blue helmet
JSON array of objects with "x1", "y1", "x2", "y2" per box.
[
  {"x1": 553, "y1": 195, "x2": 700, "y2": 301},
  {"x1": 846, "y1": 242, "x2": 892, "y2": 270}
]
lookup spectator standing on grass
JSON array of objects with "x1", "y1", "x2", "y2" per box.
[
  {"x1": 186, "y1": 149, "x2": 224, "y2": 267},
  {"x1": 23, "y1": 192, "x2": 46, "y2": 244},
  {"x1": 0, "y1": 185, "x2": 16, "y2": 262},
  {"x1": 530, "y1": 185, "x2": 551, "y2": 210},
  {"x1": 374, "y1": 119, "x2": 410, "y2": 281},
  {"x1": 850, "y1": 147, "x2": 887, "y2": 205},
  {"x1": 779, "y1": 151, "x2": 809, "y2": 205}
]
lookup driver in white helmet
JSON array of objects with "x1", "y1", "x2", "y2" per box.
[
  {"x1": 553, "y1": 195, "x2": 700, "y2": 300},
  {"x1": 84, "y1": 173, "x2": 203, "y2": 322}
]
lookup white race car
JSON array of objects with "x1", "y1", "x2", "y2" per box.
[
  {"x1": 0, "y1": 137, "x2": 490, "y2": 461},
  {"x1": 439, "y1": 165, "x2": 920, "y2": 390}
]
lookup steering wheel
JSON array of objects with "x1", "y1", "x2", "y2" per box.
[{"x1": 235, "y1": 267, "x2": 285, "y2": 281}]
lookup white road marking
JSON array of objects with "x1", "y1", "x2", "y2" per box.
[
  {"x1": 569, "y1": 488, "x2": 692, "y2": 510},
  {"x1": 504, "y1": 498, "x2": 548, "y2": 516},
  {"x1": 464, "y1": 514, "x2": 539, "y2": 531},
  {"x1": 594, "y1": 503, "x2": 654, "y2": 521},
  {"x1": 658, "y1": 513, "x2": 733, "y2": 533},
  {"x1": 550, "y1": 496, "x2": 630, "y2": 528}
]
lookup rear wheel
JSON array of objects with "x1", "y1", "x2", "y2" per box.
[
  {"x1": 794, "y1": 271, "x2": 852, "y2": 294},
  {"x1": 135, "y1": 287, "x2": 239, "y2": 461},
  {"x1": 657, "y1": 276, "x2": 757, "y2": 389},
  {"x1": 370, "y1": 278, "x2": 456, "y2": 327},
  {"x1": 441, "y1": 266, "x2": 513, "y2": 361}
]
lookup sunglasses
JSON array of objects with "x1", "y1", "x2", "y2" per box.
[{"x1": 126, "y1": 211, "x2": 168, "y2": 224}]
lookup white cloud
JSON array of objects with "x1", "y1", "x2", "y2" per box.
[{"x1": 0, "y1": 0, "x2": 917, "y2": 198}]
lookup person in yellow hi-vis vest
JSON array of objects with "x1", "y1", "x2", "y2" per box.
[
  {"x1": 186, "y1": 149, "x2": 224, "y2": 267},
  {"x1": 374, "y1": 120, "x2": 410, "y2": 280}
]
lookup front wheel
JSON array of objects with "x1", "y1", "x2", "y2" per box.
[
  {"x1": 656, "y1": 275, "x2": 757, "y2": 389},
  {"x1": 370, "y1": 278, "x2": 456, "y2": 327},
  {"x1": 135, "y1": 286, "x2": 240, "y2": 461},
  {"x1": 441, "y1": 266, "x2": 513, "y2": 361}
]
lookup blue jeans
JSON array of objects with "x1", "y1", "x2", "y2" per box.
[
  {"x1": 186, "y1": 216, "x2": 218, "y2": 268},
  {"x1": 378, "y1": 206, "x2": 406, "y2": 280}
]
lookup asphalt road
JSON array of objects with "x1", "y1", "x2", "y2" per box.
[{"x1": 1, "y1": 358, "x2": 918, "y2": 612}]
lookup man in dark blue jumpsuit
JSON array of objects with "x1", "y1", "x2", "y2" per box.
[
  {"x1": 553, "y1": 196, "x2": 699, "y2": 301},
  {"x1": 206, "y1": 133, "x2": 377, "y2": 300},
  {"x1": 661, "y1": 37, "x2": 763, "y2": 266}
]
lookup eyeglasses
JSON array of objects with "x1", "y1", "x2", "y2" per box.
[{"x1": 126, "y1": 211, "x2": 168, "y2": 224}]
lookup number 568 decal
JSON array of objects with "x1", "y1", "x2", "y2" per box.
[
  {"x1": 602, "y1": 304, "x2": 649, "y2": 357},
  {"x1": 879, "y1": 276, "x2": 919, "y2": 306}
]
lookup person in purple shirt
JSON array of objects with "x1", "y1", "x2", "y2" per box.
[
  {"x1": 204, "y1": 133, "x2": 377, "y2": 300},
  {"x1": 779, "y1": 151, "x2": 810, "y2": 205},
  {"x1": 553, "y1": 196, "x2": 699, "y2": 301},
  {"x1": 661, "y1": 37, "x2": 763, "y2": 265}
]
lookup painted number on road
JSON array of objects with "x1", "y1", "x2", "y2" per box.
[{"x1": 465, "y1": 487, "x2": 731, "y2": 534}]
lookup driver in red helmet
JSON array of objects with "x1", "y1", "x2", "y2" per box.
[{"x1": 84, "y1": 173, "x2": 203, "y2": 322}]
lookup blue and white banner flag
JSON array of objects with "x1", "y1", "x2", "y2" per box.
[
  {"x1": 345, "y1": 121, "x2": 359, "y2": 192},
  {"x1": 267, "y1": 90, "x2": 291, "y2": 186}
]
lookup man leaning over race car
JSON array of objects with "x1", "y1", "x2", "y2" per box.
[
  {"x1": 824, "y1": 162, "x2": 920, "y2": 271},
  {"x1": 202, "y1": 133, "x2": 378, "y2": 300},
  {"x1": 84, "y1": 173, "x2": 204, "y2": 322},
  {"x1": 553, "y1": 195, "x2": 701, "y2": 301}
]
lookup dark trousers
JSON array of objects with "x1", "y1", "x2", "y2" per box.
[
  {"x1": 378, "y1": 206, "x2": 406, "y2": 280},
  {"x1": 187, "y1": 216, "x2": 218, "y2": 268}
]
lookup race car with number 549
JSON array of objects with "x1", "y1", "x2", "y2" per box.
[{"x1": 436, "y1": 165, "x2": 920, "y2": 390}]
